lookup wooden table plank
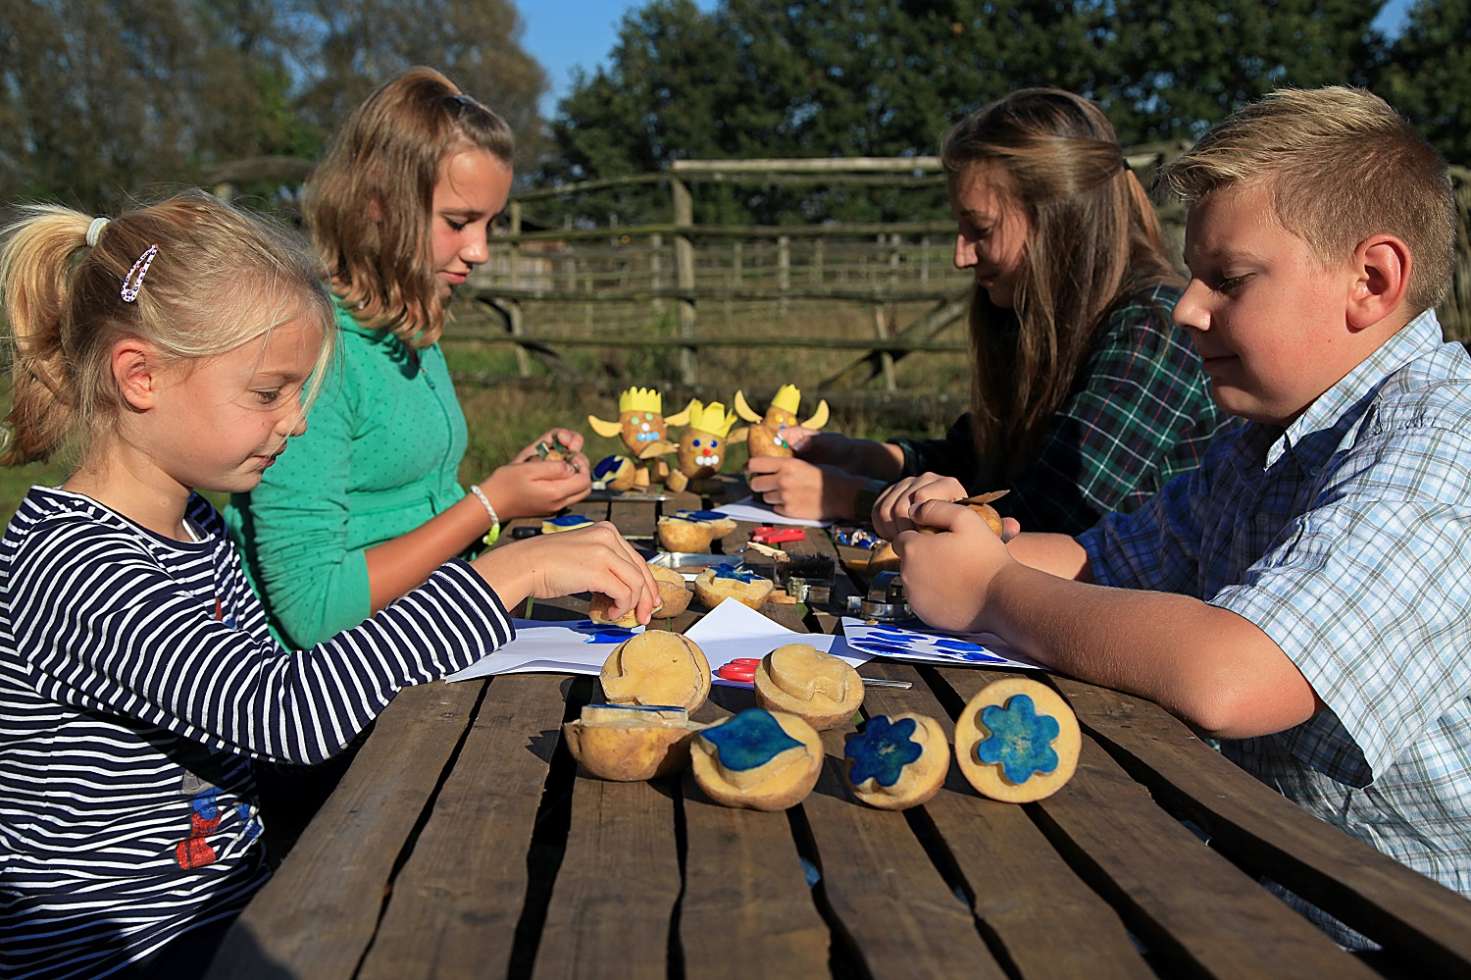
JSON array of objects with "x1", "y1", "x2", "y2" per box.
[
  {"x1": 531, "y1": 779, "x2": 683, "y2": 979},
  {"x1": 860, "y1": 661, "x2": 1150, "y2": 980},
  {"x1": 678, "y1": 696, "x2": 832, "y2": 977},
  {"x1": 355, "y1": 673, "x2": 575, "y2": 979},
  {"x1": 206, "y1": 679, "x2": 485, "y2": 979},
  {"x1": 1057, "y1": 677, "x2": 1471, "y2": 971},
  {"x1": 933, "y1": 668, "x2": 1379, "y2": 980},
  {"x1": 798, "y1": 723, "x2": 1009, "y2": 979}
]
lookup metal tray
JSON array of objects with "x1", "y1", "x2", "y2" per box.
[{"x1": 649, "y1": 552, "x2": 738, "y2": 581}]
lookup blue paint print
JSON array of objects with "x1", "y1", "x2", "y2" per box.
[
  {"x1": 548, "y1": 514, "x2": 594, "y2": 527},
  {"x1": 675, "y1": 509, "x2": 729, "y2": 522},
  {"x1": 932, "y1": 638, "x2": 985, "y2": 653},
  {"x1": 593, "y1": 455, "x2": 625, "y2": 479},
  {"x1": 855, "y1": 640, "x2": 915, "y2": 657},
  {"x1": 569, "y1": 621, "x2": 637, "y2": 644},
  {"x1": 845, "y1": 715, "x2": 922, "y2": 788},
  {"x1": 700, "y1": 709, "x2": 803, "y2": 771},
  {"x1": 975, "y1": 694, "x2": 1060, "y2": 784},
  {"x1": 713, "y1": 563, "x2": 758, "y2": 583}
]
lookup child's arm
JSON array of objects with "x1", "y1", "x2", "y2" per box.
[
  {"x1": 895, "y1": 501, "x2": 1319, "y2": 739},
  {"x1": 14, "y1": 519, "x2": 654, "y2": 767}
]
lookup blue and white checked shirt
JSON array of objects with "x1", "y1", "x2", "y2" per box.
[{"x1": 1080, "y1": 310, "x2": 1471, "y2": 925}]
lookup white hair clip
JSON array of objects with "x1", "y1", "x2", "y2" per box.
[
  {"x1": 121, "y1": 244, "x2": 159, "y2": 303},
  {"x1": 85, "y1": 217, "x2": 109, "y2": 248}
]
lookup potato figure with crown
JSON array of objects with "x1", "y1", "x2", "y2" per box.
[
  {"x1": 588, "y1": 387, "x2": 691, "y2": 460},
  {"x1": 657, "y1": 400, "x2": 739, "y2": 492},
  {"x1": 733, "y1": 385, "x2": 830, "y2": 458}
]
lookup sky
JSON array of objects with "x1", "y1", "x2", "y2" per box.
[{"x1": 519, "y1": 0, "x2": 1416, "y2": 118}]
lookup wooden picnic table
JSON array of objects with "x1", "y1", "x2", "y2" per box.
[{"x1": 206, "y1": 487, "x2": 1471, "y2": 979}]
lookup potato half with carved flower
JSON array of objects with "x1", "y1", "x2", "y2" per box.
[
  {"x1": 599, "y1": 631, "x2": 711, "y2": 712},
  {"x1": 753, "y1": 643, "x2": 864, "y2": 730}
]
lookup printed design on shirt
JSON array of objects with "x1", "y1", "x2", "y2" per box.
[
  {"x1": 173, "y1": 775, "x2": 262, "y2": 869},
  {"x1": 175, "y1": 787, "x2": 222, "y2": 870}
]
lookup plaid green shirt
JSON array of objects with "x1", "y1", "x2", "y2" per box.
[{"x1": 894, "y1": 284, "x2": 1222, "y2": 534}]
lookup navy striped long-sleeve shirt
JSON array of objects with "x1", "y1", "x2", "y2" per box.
[{"x1": 0, "y1": 487, "x2": 514, "y2": 977}]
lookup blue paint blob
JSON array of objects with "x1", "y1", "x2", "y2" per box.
[
  {"x1": 713, "y1": 563, "x2": 759, "y2": 583},
  {"x1": 845, "y1": 715, "x2": 923, "y2": 788},
  {"x1": 674, "y1": 509, "x2": 729, "y2": 522},
  {"x1": 975, "y1": 694, "x2": 1061, "y2": 784},
  {"x1": 593, "y1": 455, "x2": 626, "y2": 479},
  {"x1": 548, "y1": 514, "x2": 594, "y2": 527},
  {"x1": 932, "y1": 638, "x2": 985, "y2": 653},
  {"x1": 700, "y1": 708, "x2": 804, "y2": 771},
  {"x1": 570, "y1": 621, "x2": 637, "y2": 643}
]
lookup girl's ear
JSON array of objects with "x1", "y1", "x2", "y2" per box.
[{"x1": 112, "y1": 338, "x2": 164, "y2": 412}]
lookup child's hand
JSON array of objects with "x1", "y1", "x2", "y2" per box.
[
  {"x1": 871, "y1": 473, "x2": 968, "y2": 539},
  {"x1": 512, "y1": 428, "x2": 590, "y2": 472},
  {"x1": 480, "y1": 458, "x2": 591, "y2": 520},
  {"x1": 894, "y1": 500, "x2": 1012, "y2": 633},
  {"x1": 746, "y1": 456, "x2": 864, "y2": 519},
  {"x1": 473, "y1": 522, "x2": 658, "y2": 622},
  {"x1": 788, "y1": 430, "x2": 900, "y2": 479}
]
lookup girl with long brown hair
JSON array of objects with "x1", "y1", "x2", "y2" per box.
[
  {"x1": 749, "y1": 88, "x2": 1222, "y2": 535},
  {"x1": 226, "y1": 67, "x2": 592, "y2": 650}
]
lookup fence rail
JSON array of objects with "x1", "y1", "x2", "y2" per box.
[{"x1": 453, "y1": 155, "x2": 1471, "y2": 393}]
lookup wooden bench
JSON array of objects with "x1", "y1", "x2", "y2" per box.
[{"x1": 205, "y1": 493, "x2": 1471, "y2": 978}]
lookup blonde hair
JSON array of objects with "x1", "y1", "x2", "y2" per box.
[
  {"x1": 942, "y1": 88, "x2": 1180, "y2": 472},
  {"x1": 1160, "y1": 86, "x2": 1454, "y2": 313},
  {"x1": 0, "y1": 191, "x2": 335, "y2": 466},
  {"x1": 305, "y1": 66, "x2": 515, "y2": 347}
]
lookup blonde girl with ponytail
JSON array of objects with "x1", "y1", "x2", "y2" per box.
[{"x1": 0, "y1": 193, "x2": 654, "y2": 975}]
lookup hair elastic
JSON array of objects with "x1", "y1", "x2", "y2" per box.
[
  {"x1": 121, "y1": 245, "x2": 159, "y2": 303},
  {"x1": 85, "y1": 217, "x2": 109, "y2": 248}
]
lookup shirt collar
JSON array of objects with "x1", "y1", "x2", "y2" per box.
[{"x1": 1261, "y1": 309, "x2": 1443, "y2": 470}]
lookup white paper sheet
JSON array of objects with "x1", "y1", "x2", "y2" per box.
[
  {"x1": 839, "y1": 617, "x2": 1044, "y2": 671},
  {"x1": 684, "y1": 598, "x2": 869, "y2": 685},
  {"x1": 708, "y1": 497, "x2": 832, "y2": 528},
  {"x1": 445, "y1": 601, "x2": 872, "y2": 685},
  {"x1": 445, "y1": 619, "x2": 644, "y2": 682}
]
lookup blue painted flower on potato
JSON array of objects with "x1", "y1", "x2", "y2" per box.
[
  {"x1": 975, "y1": 694, "x2": 1060, "y2": 784},
  {"x1": 700, "y1": 708, "x2": 803, "y2": 771},
  {"x1": 845, "y1": 715, "x2": 922, "y2": 787}
]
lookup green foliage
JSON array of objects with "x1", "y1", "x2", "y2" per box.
[
  {"x1": 541, "y1": 0, "x2": 1467, "y2": 226},
  {"x1": 1375, "y1": 0, "x2": 1471, "y2": 163},
  {"x1": 0, "y1": 0, "x2": 547, "y2": 212}
]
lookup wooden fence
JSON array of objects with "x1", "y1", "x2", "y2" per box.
[{"x1": 456, "y1": 153, "x2": 1471, "y2": 396}]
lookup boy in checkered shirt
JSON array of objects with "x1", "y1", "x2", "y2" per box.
[{"x1": 877, "y1": 86, "x2": 1468, "y2": 945}]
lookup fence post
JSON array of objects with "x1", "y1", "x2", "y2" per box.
[
  {"x1": 777, "y1": 235, "x2": 791, "y2": 317},
  {"x1": 507, "y1": 201, "x2": 530, "y2": 378},
  {"x1": 650, "y1": 232, "x2": 664, "y2": 323},
  {"x1": 671, "y1": 177, "x2": 698, "y2": 383}
]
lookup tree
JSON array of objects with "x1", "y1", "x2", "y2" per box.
[
  {"x1": 1377, "y1": 0, "x2": 1471, "y2": 164},
  {"x1": 0, "y1": 0, "x2": 548, "y2": 210}
]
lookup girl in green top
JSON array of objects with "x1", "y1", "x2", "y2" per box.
[{"x1": 227, "y1": 67, "x2": 590, "y2": 649}]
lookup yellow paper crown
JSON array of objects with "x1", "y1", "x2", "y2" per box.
[
  {"x1": 618, "y1": 386, "x2": 663, "y2": 415},
  {"x1": 687, "y1": 400, "x2": 739, "y2": 437},
  {"x1": 771, "y1": 384, "x2": 801, "y2": 416}
]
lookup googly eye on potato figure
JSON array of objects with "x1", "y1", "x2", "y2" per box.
[{"x1": 733, "y1": 385, "x2": 830, "y2": 458}]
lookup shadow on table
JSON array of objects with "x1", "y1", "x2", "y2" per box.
[{"x1": 200, "y1": 920, "x2": 297, "y2": 979}]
